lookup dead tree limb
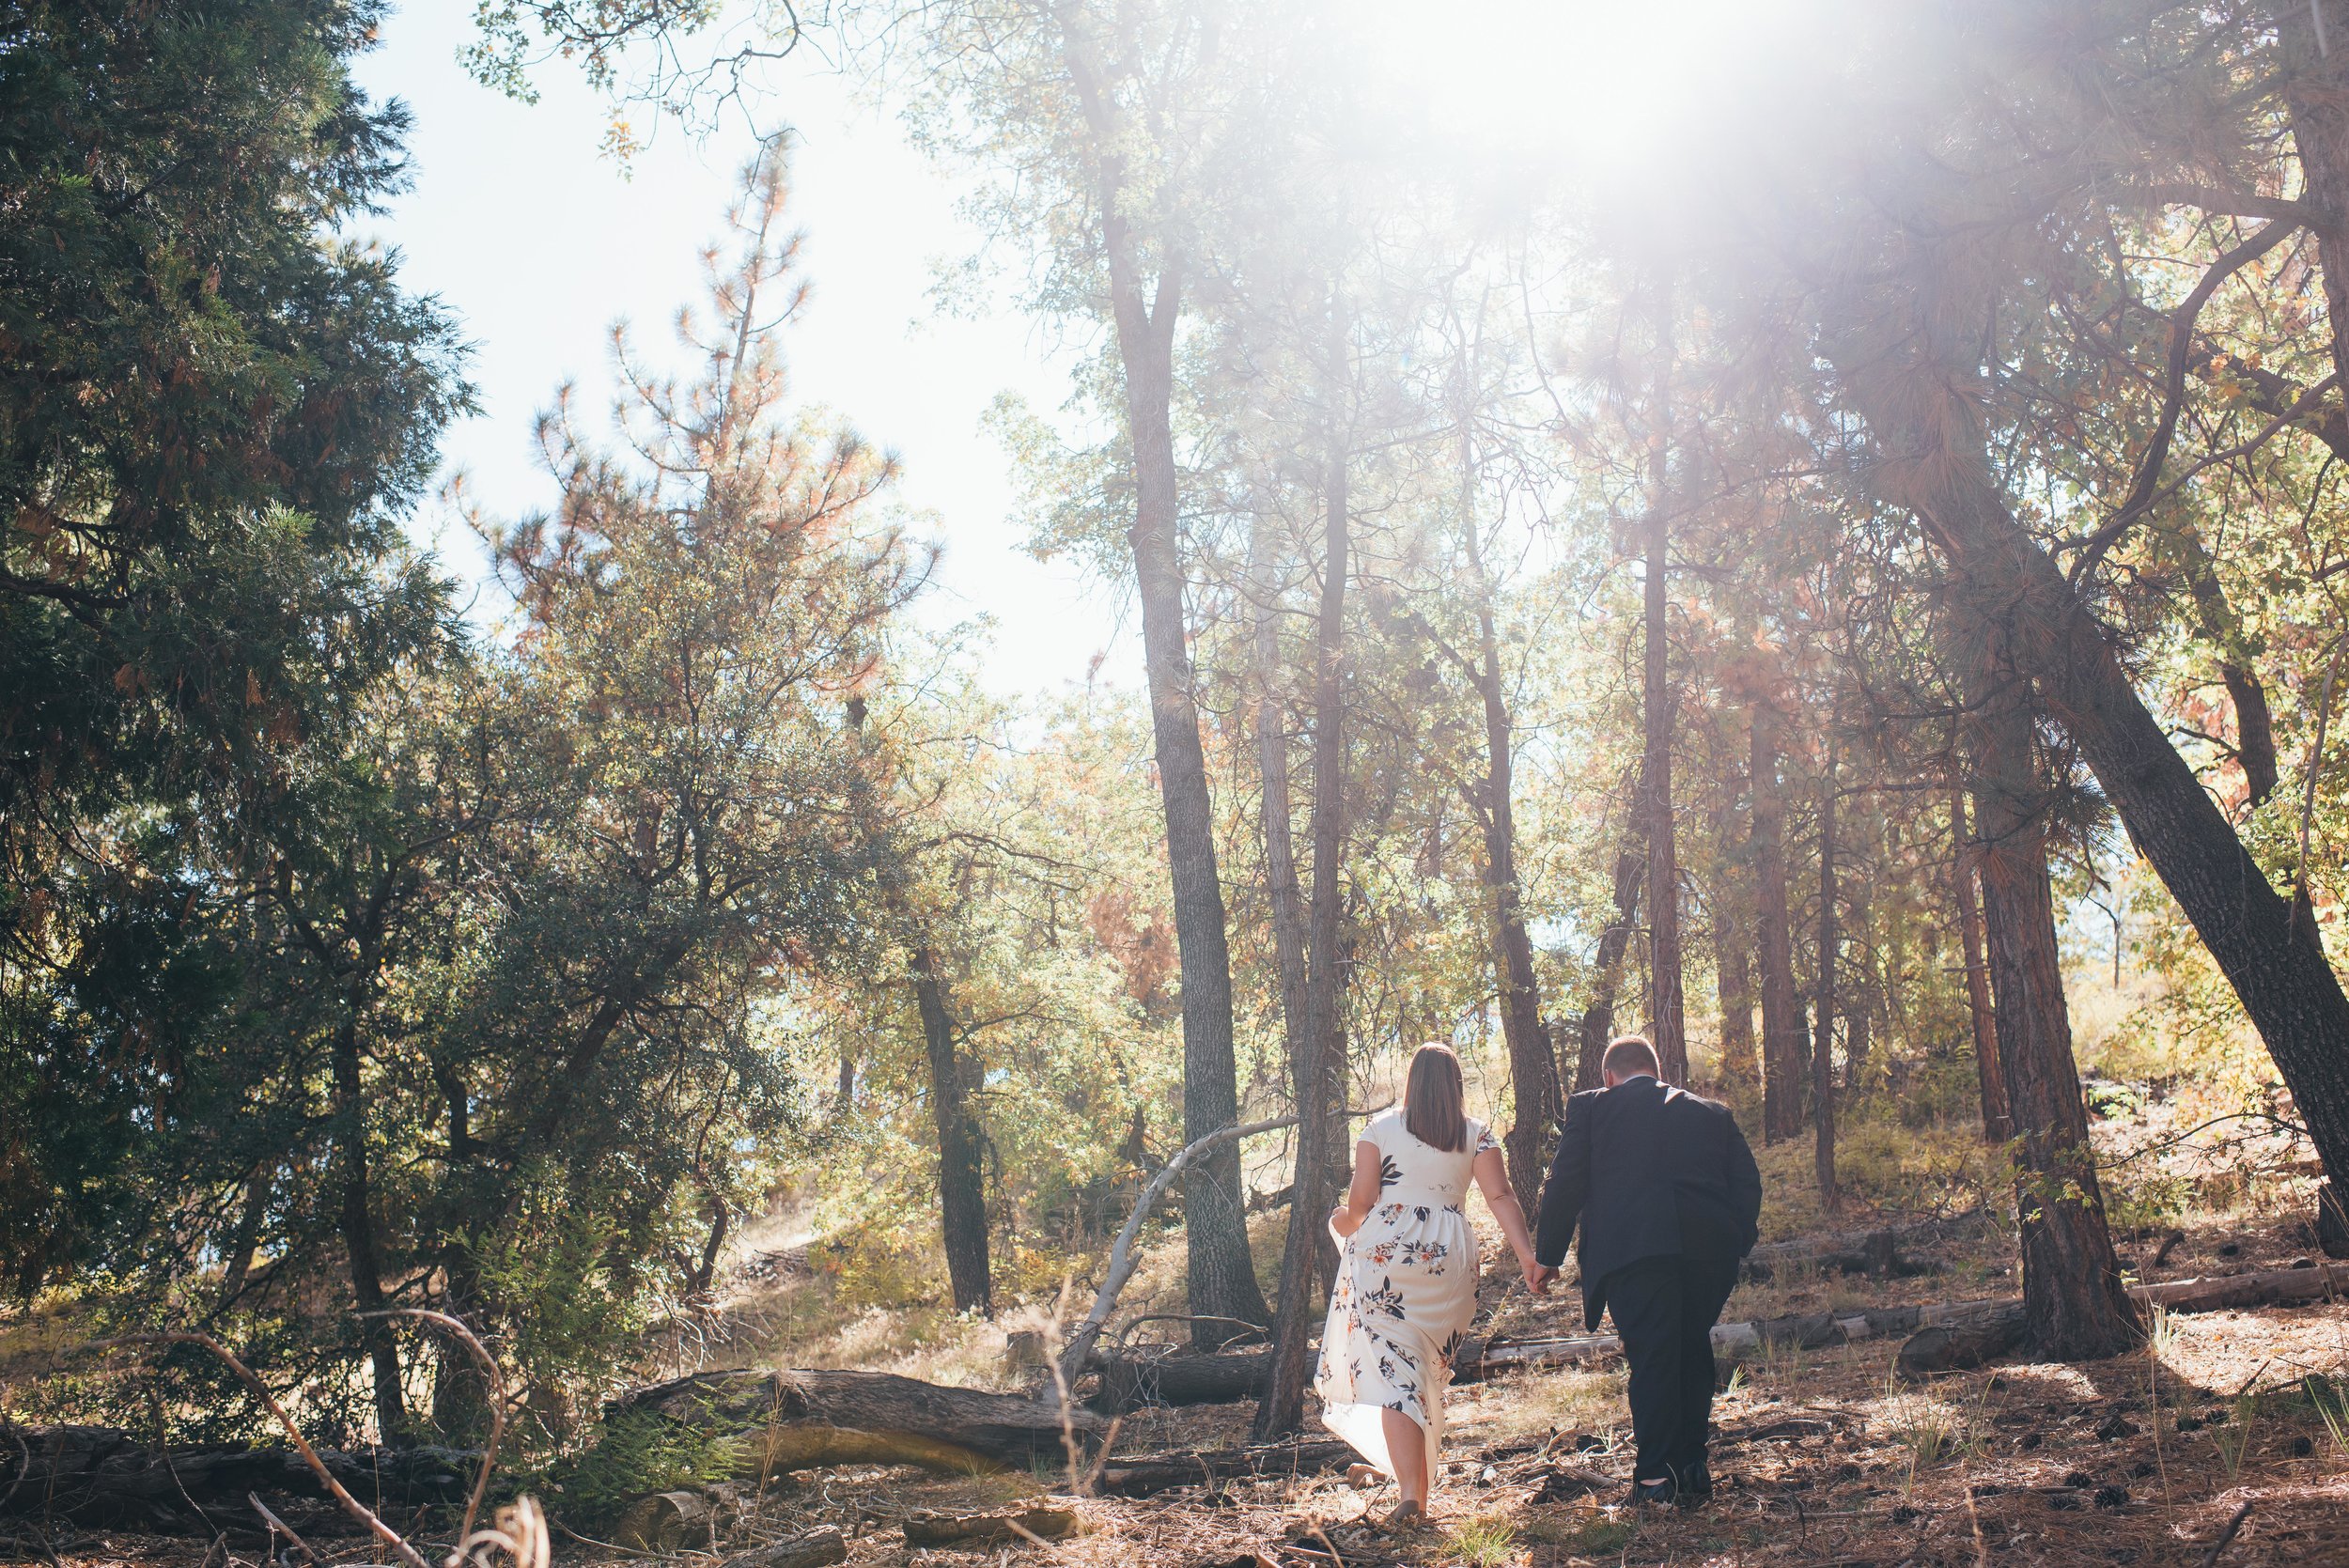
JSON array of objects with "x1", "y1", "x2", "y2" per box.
[
  {"x1": 361, "y1": 1309, "x2": 504, "y2": 1550},
  {"x1": 90, "y1": 1332, "x2": 432, "y2": 1568},
  {"x1": 1056, "y1": 1114, "x2": 1296, "y2": 1389}
]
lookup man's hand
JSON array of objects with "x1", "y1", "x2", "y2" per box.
[{"x1": 1521, "y1": 1259, "x2": 1558, "y2": 1294}]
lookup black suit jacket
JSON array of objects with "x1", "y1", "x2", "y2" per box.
[{"x1": 1532, "y1": 1076, "x2": 1763, "y2": 1329}]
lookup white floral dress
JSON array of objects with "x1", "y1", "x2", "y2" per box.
[{"x1": 1314, "y1": 1110, "x2": 1501, "y2": 1477}]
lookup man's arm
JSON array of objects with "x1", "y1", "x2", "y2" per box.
[
  {"x1": 1533, "y1": 1094, "x2": 1593, "y2": 1269},
  {"x1": 1725, "y1": 1115, "x2": 1763, "y2": 1256}
]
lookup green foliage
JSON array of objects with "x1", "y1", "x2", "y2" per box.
[
  {"x1": 1446, "y1": 1511, "x2": 1517, "y2": 1567},
  {"x1": 2101, "y1": 1166, "x2": 2195, "y2": 1234},
  {"x1": 2299, "y1": 1374, "x2": 2349, "y2": 1458},
  {"x1": 536, "y1": 1406, "x2": 751, "y2": 1531},
  {"x1": 0, "y1": 0, "x2": 466, "y2": 1299}
]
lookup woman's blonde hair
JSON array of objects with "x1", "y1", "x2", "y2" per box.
[{"x1": 1403, "y1": 1042, "x2": 1467, "y2": 1153}]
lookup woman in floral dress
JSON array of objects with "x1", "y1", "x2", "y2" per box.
[{"x1": 1316, "y1": 1043, "x2": 1546, "y2": 1524}]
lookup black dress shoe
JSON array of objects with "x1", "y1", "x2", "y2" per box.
[
  {"x1": 1676, "y1": 1460, "x2": 1714, "y2": 1500},
  {"x1": 1628, "y1": 1476, "x2": 1677, "y2": 1507}
]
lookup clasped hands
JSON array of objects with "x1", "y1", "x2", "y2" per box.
[{"x1": 1519, "y1": 1257, "x2": 1559, "y2": 1294}]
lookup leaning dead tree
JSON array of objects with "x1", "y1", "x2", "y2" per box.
[{"x1": 1054, "y1": 1114, "x2": 1296, "y2": 1391}]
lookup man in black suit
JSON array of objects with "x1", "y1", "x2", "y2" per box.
[{"x1": 1530, "y1": 1034, "x2": 1763, "y2": 1506}]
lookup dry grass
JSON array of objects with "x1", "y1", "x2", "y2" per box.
[{"x1": 25, "y1": 1105, "x2": 2349, "y2": 1567}]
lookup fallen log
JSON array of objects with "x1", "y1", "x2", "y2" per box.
[
  {"x1": 614, "y1": 1488, "x2": 720, "y2": 1550},
  {"x1": 1741, "y1": 1214, "x2": 1985, "y2": 1281},
  {"x1": 1091, "y1": 1439, "x2": 1356, "y2": 1498},
  {"x1": 2139, "y1": 1260, "x2": 2349, "y2": 1312},
  {"x1": 902, "y1": 1504, "x2": 1078, "y2": 1546},
  {"x1": 608, "y1": 1368, "x2": 1107, "y2": 1475},
  {"x1": 1895, "y1": 1306, "x2": 2029, "y2": 1379},
  {"x1": 1090, "y1": 1349, "x2": 1270, "y2": 1413},
  {"x1": 1894, "y1": 1263, "x2": 2349, "y2": 1379},
  {"x1": 0, "y1": 1423, "x2": 473, "y2": 1528},
  {"x1": 1456, "y1": 1299, "x2": 1992, "y2": 1380},
  {"x1": 720, "y1": 1529, "x2": 848, "y2": 1568}
]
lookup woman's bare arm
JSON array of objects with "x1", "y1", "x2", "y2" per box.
[
  {"x1": 1328, "y1": 1140, "x2": 1381, "y2": 1239},
  {"x1": 1472, "y1": 1146, "x2": 1548, "y2": 1289}
]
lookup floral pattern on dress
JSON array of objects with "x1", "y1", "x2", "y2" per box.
[{"x1": 1314, "y1": 1110, "x2": 1497, "y2": 1482}]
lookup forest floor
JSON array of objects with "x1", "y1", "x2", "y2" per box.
[{"x1": 23, "y1": 1113, "x2": 2349, "y2": 1567}]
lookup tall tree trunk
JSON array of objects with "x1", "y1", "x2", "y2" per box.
[
  {"x1": 1836, "y1": 298, "x2": 2349, "y2": 1199},
  {"x1": 332, "y1": 1015, "x2": 407, "y2": 1446},
  {"x1": 1250, "y1": 509, "x2": 1326, "y2": 1296},
  {"x1": 1751, "y1": 703, "x2": 1805, "y2": 1141},
  {"x1": 914, "y1": 945, "x2": 991, "y2": 1317},
  {"x1": 1812, "y1": 741, "x2": 1840, "y2": 1213},
  {"x1": 1255, "y1": 373, "x2": 1351, "y2": 1439},
  {"x1": 1064, "y1": 47, "x2": 1267, "y2": 1337},
  {"x1": 1712, "y1": 899, "x2": 1758, "y2": 1092},
  {"x1": 1458, "y1": 440, "x2": 1553, "y2": 1197},
  {"x1": 1707, "y1": 753, "x2": 1759, "y2": 1094},
  {"x1": 1963, "y1": 652, "x2": 2140, "y2": 1358},
  {"x1": 1641, "y1": 426, "x2": 1688, "y2": 1085},
  {"x1": 1574, "y1": 845, "x2": 1645, "y2": 1091},
  {"x1": 2284, "y1": 3, "x2": 2349, "y2": 431},
  {"x1": 1843, "y1": 866, "x2": 1875, "y2": 1093},
  {"x1": 1951, "y1": 791, "x2": 2013, "y2": 1143}
]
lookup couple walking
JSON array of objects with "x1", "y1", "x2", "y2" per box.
[{"x1": 1315, "y1": 1036, "x2": 1763, "y2": 1523}]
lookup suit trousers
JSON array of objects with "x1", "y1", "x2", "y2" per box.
[{"x1": 1603, "y1": 1253, "x2": 1740, "y2": 1486}]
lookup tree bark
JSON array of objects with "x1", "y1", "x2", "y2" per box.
[
  {"x1": 1962, "y1": 645, "x2": 2140, "y2": 1359},
  {"x1": 1093, "y1": 1440, "x2": 1357, "y2": 1497},
  {"x1": 1812, "y1": 740, "x2": 1840, "y2": 1213},
  {"x1": 1843, "y1": 865, "x2": 1874, "y2": 1094},
  {"x1": 610, "y1": 1368, "x2": 1109, "y2": 1475},
  {"x1": 1837, "y1": 304, "x2": 2349, "y2": 1199},
  {"x1": 1255, "y1": 351, "x2": 1351, "y2": 1439},
  {"x1": 1063, "y1": 43, "x2": 1266, "y2": 1339},
  {"x1": 1641, "y1": 419, "x2": 1688, "y2": 1084},
  {"x1": 1712, "y1": 896, "x2": 1758, "y2": 1092},
  {"x1": 1951, "y1": 791, "x2": 2014, "y2": 1143},
  {"x1": 1459, "y1": 442, "x2": 1554, "y2": 1197},
  {"x1": 1751, "y1": 703, "x2": 1805, "y2": 1141},
  {"x1": 1574, "y1": 846, "x2": 1644, "y2": 1091},
  {"x1": 913, "y1": 945, "x2": 990, "y2": 1316},
  {"x1": 331, "y1": 1015, "x2": 407, "y2": 1447},
  {"x1": 1249, "y1": 509, "x2": 1327, "y2": 1297}
]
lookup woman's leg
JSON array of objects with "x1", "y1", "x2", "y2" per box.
[{"x1": 1381, "y1": 1406, "x2": 1430, "y2": 1507}]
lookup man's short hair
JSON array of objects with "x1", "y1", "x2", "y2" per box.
[{"x1": 1602, "y1": 1034, "x2": 1660, "y2": 1080}]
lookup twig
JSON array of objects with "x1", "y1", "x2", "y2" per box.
[
  {"x1": 250, "y1": 1491, "x2": 319, "y2": 1566},
  {"x1": 0, "y1": 1418, "x2": 29, "y2": 1515},
  {"x1": 2148, "y1": 1314, "x2": 2172, "y2": 1512},
  {"x1": 1080, "y1": 1415, "x2": 1124, "y2": 1494},
  {"x1": 93, "y1": 1331, "x2": 433, "y2": 1568},
  {"x1": 1963, "y1": 1485, "x2": 1988, "y2": 1568},
  {"x1": 358, "y1": 1309, "x2": 506, "y2": 1557},
  {"x1": 8, "y1": 1523, "x2": 64, "y2": 1568},
  {"x1": 2198, "y1": 1498, "x2": 2255, "y2": 1568}
]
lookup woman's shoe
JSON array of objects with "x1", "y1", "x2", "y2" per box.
[{"x1": 1378, "y1": 1500, "x2": 1429, "y2": 1530}]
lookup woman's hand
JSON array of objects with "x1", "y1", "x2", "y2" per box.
[{"x1": 1329, "y1": 1202, "x2": 1361, "y2": 1240}]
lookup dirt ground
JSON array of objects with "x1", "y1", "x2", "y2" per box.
[
  {"x1": 14, "y1": 1105, "x2": 2349, "y2": 1568},
  {"x1": 22, "y1": 1207, "x2": 2347, "y2": 1568}
]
